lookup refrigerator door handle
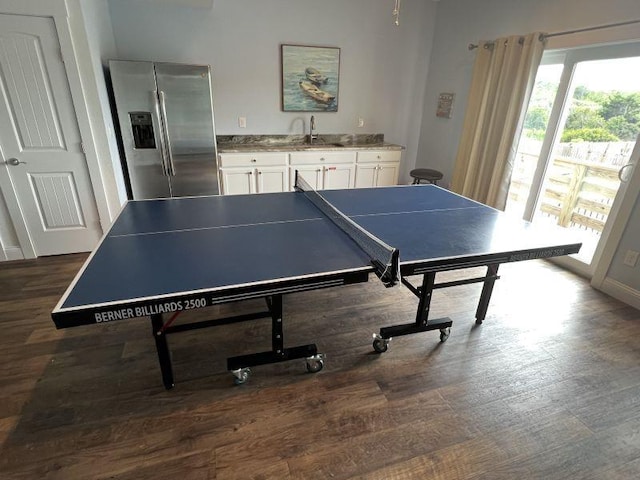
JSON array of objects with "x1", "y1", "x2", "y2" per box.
[
  {"x1": 153, "y1": 90, "x2": 170, "y2": 176},
  {"x1": 159, "y1": 90, "x2": 177, "y2": 176}
]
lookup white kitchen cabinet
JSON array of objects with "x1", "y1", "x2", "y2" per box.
[
  {"x1": 354, "y1": 150, "x2": 401, "y2": 188},
  {"x1": 219, "y1": 148, "x2": 402, "y2": 194},
  {"x1": 221, "y1": 168, "x2": 255, "y2": 195},
  {"x1": 219, "y1": 153, "x2": 288, "y2": 195},
  {"x1": 290, "y1": 151, "x2": 356, "y2": 190},
  {"x1": 355, "y1": 163, "x2": 399, "y2": 188},
  {"x1": 323, "y1": 164, "x2": 355, "y2": 189},
  {"x1": 256, "y1": 166, "x2": 288, "y2": 193},
  {"x1": 294, "y1": 166, "x2": 323, "y2": 190}
]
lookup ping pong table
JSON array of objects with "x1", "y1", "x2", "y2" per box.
[{"x1": 52, "y1": 175, "x2": 581, "y2": 388}]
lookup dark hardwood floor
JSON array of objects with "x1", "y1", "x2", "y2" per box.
[{"x1": 1, "y1": 254, "x2": 639, "y2": 479}]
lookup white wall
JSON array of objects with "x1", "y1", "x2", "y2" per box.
[
  {"x1": 416, "y1": 0, "x2": 640, "y2": 294},
  {"x1": 107, "y1": 0, "x2": 438, "y2": 182},
  {"x1": 79, "y1": 0, "x2": 127, "y2": 204},
  {"x1": 76, "y1": 0, "x2": 128, "y2": 207},
  {"x1": 607, "y1": 190, "x2": 640, "y2": 286}
]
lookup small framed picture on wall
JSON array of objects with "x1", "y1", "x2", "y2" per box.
[{"x1": 436, "y1": 92, "x2": 455, "y2": 118}]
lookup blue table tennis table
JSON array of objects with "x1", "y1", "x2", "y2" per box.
[{"x1": 52, "y1": 180, "x2": 581, "y2": 388}]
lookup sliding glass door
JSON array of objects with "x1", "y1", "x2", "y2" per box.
[{"x1": 505, "y1": 42, "x2": 640, "y2": 277}]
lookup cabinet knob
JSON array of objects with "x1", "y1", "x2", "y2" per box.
[
  {"x1": 258, "y1": 171, "x2": 262, "y2": 175},
  {"x1": 377, "y1": 155, "x2": 381, "y2": 159},
  {"x1": 251, "y1": 158, "x2": 257, "y2": 162},
  {"x1": 320, "y1": 157, "x2": 325, "y2": 161}
]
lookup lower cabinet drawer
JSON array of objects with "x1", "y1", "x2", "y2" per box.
[
  {"x1": 219, "y1": 153, "x2": 288, "y2": 167},
  {"x1": 357, "y1": 150, "x2": 401, "y2": 163},
  {"x1": 290, "y1": 151, "x2": 356, "y2": 165}
]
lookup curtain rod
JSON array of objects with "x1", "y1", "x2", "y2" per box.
[{"x1": 468, "y1": 18, "x2": 640, "y2": 50}]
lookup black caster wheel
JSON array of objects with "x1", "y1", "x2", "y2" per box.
[
  {"x1": 306, "y1": 359, "x2": 324, "y2": 373},
  {"x1": 372, "y1": 334, "x2": 390, "y2": 353},
  {"x1": 306, "y1": 354, "x2": 325, "y2": 373},
  {"x1": 231, "y1": 367, "x2": 251, "y2": 385},
  {"x1": 439, "y1": 327, "x2": 451, "y2": 342}
]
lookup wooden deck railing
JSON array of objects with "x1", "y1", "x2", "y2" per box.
[{"x1": 508, "y1": 155, "x2": 621, "y2": 234}]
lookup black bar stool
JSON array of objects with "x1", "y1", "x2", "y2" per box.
[{"x1": 410, "y1": 168, "x2": 443, "y2": 185}]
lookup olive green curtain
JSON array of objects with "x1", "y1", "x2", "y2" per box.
[{"x1": 451, "y1": 32, "x2": 546, "y2": 209}]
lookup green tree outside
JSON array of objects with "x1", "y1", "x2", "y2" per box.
[
  {"x1": 561, "y1": 128, "x2": 619, "y2": 143},
  {"x1": 601, "y1": 92, "x2": 640, "y2": 123},
  {"x1": 565, "y1": 105, "x2": 606, "y2": 131},
  {"x1": 523, "y1": 84, "x2": 640, "y2": 142}
]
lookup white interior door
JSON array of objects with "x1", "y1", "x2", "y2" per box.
[{"x1": 0, "y1": 14, "x2": 102, "y2": 257}]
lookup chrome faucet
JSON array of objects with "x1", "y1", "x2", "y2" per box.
[{"x1": 309, "y1": 115, "x2": 318, "y2": 144}]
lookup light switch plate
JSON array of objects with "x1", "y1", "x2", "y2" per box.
[{"x1": 623, "y1": 249, "x2": 639, "y2": 267}]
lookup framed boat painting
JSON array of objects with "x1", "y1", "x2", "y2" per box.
[{"x1": 281, "y1": 44, "x2": 340, "y2": 112}]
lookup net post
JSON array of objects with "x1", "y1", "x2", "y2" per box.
[
  {"x1": 295, "y1": 171, "x2": 401, "y2": 288},
  {"x1": 376, "y1": 248, "x2": 400, "y2": 287}
]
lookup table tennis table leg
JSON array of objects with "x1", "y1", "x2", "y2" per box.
[
  {"x1": 374, "y1": 272, "x2": 453, "y2": 352},
  {"x1": 475, "y1": 264, "x2": 499, "y2": 324},
  {"x1": 415, "y1": 271, "x2": 436, "y2": 325},
  {"x1": 226, "y1": 294, "x2": 323, "y2": 384},
  {"x1": 151, "y1": 314, "x2": 175, "y2": 390},
  {"x1": 374, "y1": 264, "x2": 502, "y2": 352}
]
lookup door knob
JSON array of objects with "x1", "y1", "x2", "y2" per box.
[{"x1": 6, "y1": 158, "x2": 26, "y2": 166}]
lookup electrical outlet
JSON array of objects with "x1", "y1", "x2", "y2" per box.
[
  {"x1": 238, "y1": 116, "x2": 247, "y2": 128},
  {"x1": 623, "y1": 249, "x2": 639, "y2": 267},
  {"x1": 358, "y1": 118, "x2": 365, "y2": 128}
]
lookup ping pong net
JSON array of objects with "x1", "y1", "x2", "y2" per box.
[{"x1": 294, "y1": 171, "x2": 400, "y2": 287}]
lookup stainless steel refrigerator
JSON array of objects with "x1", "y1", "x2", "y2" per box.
[{"x1": 109, "y1": 60, "x2": 219, "y2": 199}]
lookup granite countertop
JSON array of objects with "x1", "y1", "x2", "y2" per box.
[{"x1": 217, "y1": 134, "x2": 404, "y2": 153}]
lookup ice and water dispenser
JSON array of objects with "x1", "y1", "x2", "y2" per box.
[{"x1": 129, "y1": 112, "x2": 156, "y2": 149}]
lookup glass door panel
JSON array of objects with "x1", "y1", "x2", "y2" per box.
[
  {"x1": 532, "y1": 57, "x2": 640, "y2": 265},
  {"x1": 505, "y1": 45, "x2": 640, "y2": 276},
  {"x1": 505, "y1": 64, "x2": 564, "y2": 218}
]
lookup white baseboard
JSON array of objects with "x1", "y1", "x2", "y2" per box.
[
  {"x1": 2, "y1": 246, "x2": 24, "y2": 261},
  {"x1": 599, "y1": 277, "x2": 640, "y2": 310}
]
